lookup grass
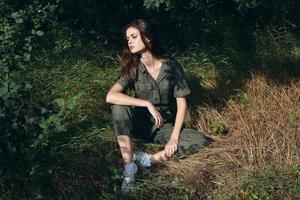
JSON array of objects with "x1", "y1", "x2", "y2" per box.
[
  {"x1": 144, "y1": 73, "x2": 300, "y2": 199},
  {"x1": 23, "y1": 39, "x2": 300, "y2": 199},
  {"x1": 196, "y1": 74, "x2": 300, "y2": 168}
]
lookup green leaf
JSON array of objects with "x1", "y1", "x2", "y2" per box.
[
  {"x1": 251, "y1": 193, "x2": 259, "y2": 199},
  {"x1": 23, "y1": 53, "x2": 31, "y2": 61},
  {"x1": 11, "y1": 12, "x2": 19, "y2": 18},
  {"x1": 41, "y1": 107, "x2": 47, "y2": 114},
  {"x1": 67, "y1": 93, "x2": 84, "y2": 110},
  {"x1": 16, "y1": 18, "x2": 23, "y2": 24},
  {"x1": 35, "y1": 30, "x2": 44, "y2": 36},
  {"x1": 155, "y1": 0, "x2": 160, "y2": 7},
  {"x1": 287, "y1": 112, "x2": 296, "y2": 125},
  {"x1": 55, "y1": 98, "x2": 65, "y2": 108}
]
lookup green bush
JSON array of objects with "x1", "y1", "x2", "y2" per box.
[{"x1": 0, "y1": 1, "x2": 73, "y2": 199}]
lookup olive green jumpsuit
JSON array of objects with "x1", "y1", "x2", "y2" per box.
[{"x1": 112, "y1": 58, "x2": 211, "y2": 158}]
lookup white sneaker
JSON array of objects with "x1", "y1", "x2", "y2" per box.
[
  {"x1": 121, "y1": 174, "x2": 135, "y2": 192},
  {"x1": 121, "y1": 162, "x2": 137, "y2": 192},
  {"x1": 133, "y1": 151, "x2": 151, "y2": 168}
]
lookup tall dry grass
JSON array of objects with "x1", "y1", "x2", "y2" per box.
[
  {"x1": 159, "y1": 74, "x2": 300, "y2": 198},
  {"x1": 197, "y1": 73, "x2": 300, "y2": 169}
]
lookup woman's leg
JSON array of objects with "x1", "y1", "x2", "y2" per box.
[
  {"x1": 117, "y1": 135, "x2": 133, "y2": 164},
  {"x1": 153, "y1": 123, "x2": 212, "y2": 159},
  {"x1": 150, "y1": 149, "x2": 169, "y2": 163},
  {"x1": 112, "y1": 105, "x2": 135, "y2": 160},
  {"x1": 117, "y1": 135, "x2": 168, "y2": 167},
  {"x1": 112, "y1": 105, "x2": 137, "y2": 192},
  {"x1": 133, "y1": 149, "x2": 169, "y2": 168}
]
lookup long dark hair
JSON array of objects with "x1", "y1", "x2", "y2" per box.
[{"x1": 120, "y1": 19, "x2": 164, "y2": 79}]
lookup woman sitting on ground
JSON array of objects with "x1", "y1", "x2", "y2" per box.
[{"x1": 106, "y1": 19, "x2": 212, "y2": 192}]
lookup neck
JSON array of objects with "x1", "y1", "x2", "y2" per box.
[{"x1": 140, "y1": 51, "x2": 156, "y2": 68}]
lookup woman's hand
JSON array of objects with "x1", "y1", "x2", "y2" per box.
[
  {"x1": 165, "y1": 138, "x2": 178, "y2": 157},
  {"x1": 146, "y1": 102, "x2": 163, "y2": 128}
]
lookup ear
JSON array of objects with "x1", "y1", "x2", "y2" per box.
[{"x1": 145, "y1": 37, "x2": 151, "y2": 43}]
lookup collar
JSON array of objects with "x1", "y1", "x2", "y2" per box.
[
  {"x1": 137, "y1": 58, "x2": 171, "y2": 83},
  {"x1": 138, "y1": 62, "x2": 147, "y2": 74},
  {"x1": 138, "y1": 58, "x2": 170, "y2": 73}
]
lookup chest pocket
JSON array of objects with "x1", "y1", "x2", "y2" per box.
[
  {"x1": 159, "y1": 78, "x2": 173, "y2": 104},
  {"x1": 135, "y1": 82, "x2": 153, "y2": 100}
]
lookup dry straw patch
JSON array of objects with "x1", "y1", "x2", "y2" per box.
[
  {"x1": 221, "y1": 74, "x2": 300, "y2": 168},
  {"x1": 160, "y1": 74, "x2": 300, "y2": 197}
]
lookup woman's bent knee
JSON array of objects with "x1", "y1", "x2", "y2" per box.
[
  {"x1": 112, "y1": 105, "x2": 132, "y2": 118},
  {"x1": 112, "y1": 105, "x2": 133, "y2": 136},
  {"x1": 117, "y1": 135, "x2": 131, "y2": 144}
]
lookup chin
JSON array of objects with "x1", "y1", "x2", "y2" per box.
[{"x1": 130, "y1": 49, "x2": 138, "y2": 54}]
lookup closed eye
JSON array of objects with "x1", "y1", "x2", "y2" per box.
[{"x1": 126, "y1": 35, "x2": 137, "y2": 40}]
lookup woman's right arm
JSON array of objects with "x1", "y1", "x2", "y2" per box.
[
  {"x1": 106, "y1": 83, "x2": 149, "y2": 107},
  {"x1": 106, "y1": 83, "x2": 163, "y2": 128}
]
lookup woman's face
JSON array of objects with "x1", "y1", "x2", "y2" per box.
[{"x1": 126, "y1": 26, "x2": 146, "y2": 54}]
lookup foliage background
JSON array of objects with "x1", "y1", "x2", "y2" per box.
[{"x1": 0, "y1": 0, "x2": 299, "y2": 199}]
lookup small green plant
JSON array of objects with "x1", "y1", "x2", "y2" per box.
[
  {"x1": 212, "y1": 121, "x2": 229, "y2": 135},
  {"x1": 35, "y1": 93, "x2": 84, "y2": 147},
  {"x1": 231, "y1": 167, "x2": 300, "y2": 200}
]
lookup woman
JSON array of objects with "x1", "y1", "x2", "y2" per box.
[{"x1": 106, "y1": 19, "x2": 211, "y2": 192}]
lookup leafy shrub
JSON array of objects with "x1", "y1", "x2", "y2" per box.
[{"x1": 0, "y1": 1, "x2": 76, "y2": 199}]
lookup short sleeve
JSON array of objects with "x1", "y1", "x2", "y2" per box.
[
  {"x1": 116, "y1": 75, "x2": 133, "y2": 92},
  {"x1": 173, "y1": 60, "x2": 191, "y2": 97}
]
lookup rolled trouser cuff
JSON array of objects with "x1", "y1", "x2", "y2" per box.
[{"x1": 153, "y1": 124, "x2": 212, "y2": 158}]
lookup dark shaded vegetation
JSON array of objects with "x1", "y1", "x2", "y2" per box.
[{"x1": 1, "y1": 0, "x2": 299, "y2": 199}]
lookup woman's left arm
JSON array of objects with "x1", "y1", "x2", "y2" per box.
[{"x1": 164, "y1": 97, "x2": 187, "y2": 157}]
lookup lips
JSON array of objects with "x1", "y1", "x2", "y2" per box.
[{"x1": 129, "y1": 46, "x2": 134, "y2": 49}]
